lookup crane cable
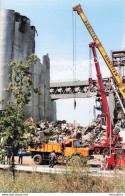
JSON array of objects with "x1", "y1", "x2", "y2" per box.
[{"x1": 72, "y1": 11, "x2": 76, "y2": 109}]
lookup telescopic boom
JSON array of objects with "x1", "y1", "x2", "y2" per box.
[{"x1": 73, "y1": 4, "x2": 125, "y2": 99}]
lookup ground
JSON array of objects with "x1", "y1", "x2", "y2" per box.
[{"x1": 14, "y1": 155, "x2": 103, "y2": 168}]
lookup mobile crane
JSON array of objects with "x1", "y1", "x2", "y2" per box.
[
  {"x1": 105, "y1": 150, "x2": 125, "y2": 169},
  {"x1": 89, "y1": 42, "x2": 122, "y2": 155},
  {"x1": 73, "y1": 4, "x2": 124, "y2": 154},
  {"x1": 73, "y1": 4, "x2": 125, "y2": 100}
]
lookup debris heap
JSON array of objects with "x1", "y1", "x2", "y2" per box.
[{"x1": 38, "y1": 118, "x2": 107, "y2": 147}]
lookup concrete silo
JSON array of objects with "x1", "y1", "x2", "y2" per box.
[{"x1": 0, "y1": 10, "x2": 53, "y2": 121}]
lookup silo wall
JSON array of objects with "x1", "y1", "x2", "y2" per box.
[{"x1": 0, "y1": 10, "x2": 53, "y2": 121}]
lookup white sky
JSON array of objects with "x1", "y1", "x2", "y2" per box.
[{"x1": 55, "y1": 98, "x2": 100, "y2": 126}]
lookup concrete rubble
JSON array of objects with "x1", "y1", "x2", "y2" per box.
[{"x1": 37, "y1": 118, "x2": 107, "y2": 147}]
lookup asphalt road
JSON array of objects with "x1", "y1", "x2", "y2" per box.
[
  {"x1": 0, "y1": 156, "x2": 124, "y2": 177},
  {"x1": 0, "y1": 163, "x2": 124, "y2": 177}
]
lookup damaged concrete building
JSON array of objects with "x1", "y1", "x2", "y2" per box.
[{"x1": 0, "y1": 10, "x2": 53, "y2": 121}]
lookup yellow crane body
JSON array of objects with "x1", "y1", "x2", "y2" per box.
[{"x1": 73, "y1": 4, "x2": 125, "y2": 99}]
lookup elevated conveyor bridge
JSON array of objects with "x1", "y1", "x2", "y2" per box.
[{"x1": 50, "y1": 80, "x2": 97, "y2": 100}]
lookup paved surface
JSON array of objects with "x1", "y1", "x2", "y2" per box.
[
  {"x1": 0, "y1": 156, "x2": 124, "y2": 177},
  {"x1": 0, "y1": 164, "x2": 124, "y2": 177}
]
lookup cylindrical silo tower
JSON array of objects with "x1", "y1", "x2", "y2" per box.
[{"x1": 0, "y1": 10, "x2": 35, "y2": 109}]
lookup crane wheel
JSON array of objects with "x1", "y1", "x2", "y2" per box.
[
  {"x1": 94, "y1": 148, "x2": 100, "y2": 154},
  {"x1": 33, "y1": 154, "x2": 42, "y2": 165},
  {"x1": 103, "y1": 148, "x2": 109, "y2": 155}
]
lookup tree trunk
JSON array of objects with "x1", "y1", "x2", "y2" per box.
[{"x1": 11, "y1": 152, "x2": 15, "y2": 180}]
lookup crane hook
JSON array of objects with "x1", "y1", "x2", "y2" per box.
[{"x1": 74, "y1": 99, "x2": 76, "y2": 109}]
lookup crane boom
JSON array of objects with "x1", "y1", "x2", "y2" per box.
[
  {"x1": 89, "y1": 42, "x2": 113, "y2": 144},
  {"x1": 73, "y1": 4, "x2": 125, "y2": 99}
]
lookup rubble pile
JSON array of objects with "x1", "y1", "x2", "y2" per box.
[
  {"x1": 81, "y1": 119, "x2": 107, "y2": 147},
  {"x1": 38, "y1": 118, "x2": 107, "y2": 147}
]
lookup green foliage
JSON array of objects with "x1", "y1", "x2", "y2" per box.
[
  {"x1": 0, "y1": 54, "x2": 40, "y2": 177},
  {"x1": 4, "y1": 54, "x2": 39, "y2": 112},
  {"x1": 67, "y1": 156, "x2": 88, "y2": 168}
]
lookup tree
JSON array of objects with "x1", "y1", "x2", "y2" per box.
[{"x1": 0, "y1": 54, "x2": 39, "y2": 178}]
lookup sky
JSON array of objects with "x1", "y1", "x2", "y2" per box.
[
  {"x1": 1, "y1": 0, "x2": 125, "y2": 82},
  {"x1": 1, "y1": 0, "x2": 125, "y2": 126}
]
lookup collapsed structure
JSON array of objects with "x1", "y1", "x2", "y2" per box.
[
  {"x1": 37, "y1": 119, "x2": 107, "y2": 147},
  {"x1": 0, "y1": 10, "x2": 53, "y2": 121},
  {"x1": 0, "y1": 4, "x2": 125, "y2": 169}
]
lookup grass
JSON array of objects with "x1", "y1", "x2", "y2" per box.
[
  {"x1": 0, "y1": 156, "x2": 124, "y2": 193},
  {"x1": 0, "y1": 168, "x2": 125, "y2": 193}
]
